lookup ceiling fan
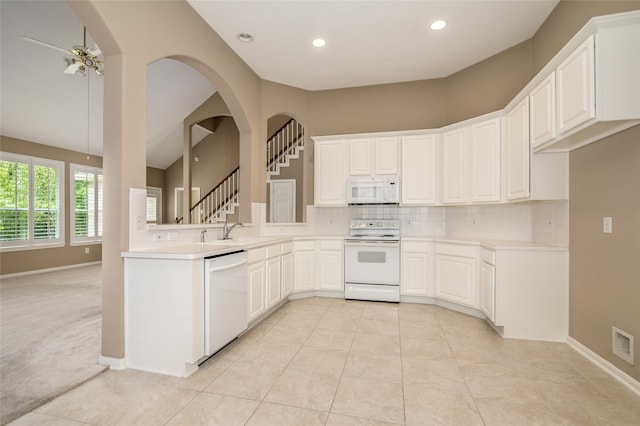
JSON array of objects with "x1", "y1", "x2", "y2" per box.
[{"x1": 22, "y1": 26, "x2": 104, "y2": 77}]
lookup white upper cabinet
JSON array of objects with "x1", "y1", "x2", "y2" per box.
[
  {"x1": 556, "y1": 35, "x2": 596, "y2": 135},
  {"x1": 314, "y1": 139, "x2": 348, "y2": 206},
  {"x1": 530, "y1": 72, "x2": 557, "y2": 148},
  {"x1": 441, "y1": 127, "x2": 469, "y2": 204},
  {"x1": 401, "y1": 134, "x2": 439, "y2": 205},
  {"x1": 505, "y1": 97, "x2": 530, "y2": 201},
  {"x1": 349, "y1": 137, "x2": 399, "y2": 176},
  {"x1": 470, "y1": 118, "x2": 501, "y2": 203}
]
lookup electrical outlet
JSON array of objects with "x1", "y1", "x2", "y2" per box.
[
  {"x1": 84, "y1": 247, "x2": 90, "y2": 254},
  {"x1": 135, "y1": 215, "x2": 143, "y2": 230},
  {"x1": 603, "y1": 216, "x2": 613, "y2": 234},
  {"x1": 153, "y1": 233, "x2": 164, "y2": 242}
]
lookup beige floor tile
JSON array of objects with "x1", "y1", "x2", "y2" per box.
[
  {"x1": 246, "y1": 402, "x2": 328, "y2": 426},
  {"x1": 475, "y1": 397, "x2": 567, "y2": 426},
  {"x1": 264, "y1": 368, "x2": 340, "y2": 411},
  {"x1": 404, "y1": 382, "x2": 484, "y2": 426},
  {"x1": 288, "y1": 346, "x2": 349, "y2": 376},
  {"x1": 204, "y1": 360, "x2": 283, "y2": 400},
  {"x1": 400, "y1": 336, "x2": 453, "y2": 359},
  {"x1": 400, "y1": 321, "x2": 445, "y2": 340},
  {"x1": 7, "y1": 413, "x2": 88, "y2": 426},
  {"x1": 326, "y1": 412, "x2": 401, "y2": 425},
  {"x1": 361, "y1": 304, "x2": 399, "y2": 322},
  {"x1": 239, "y1": 340, "x2": 301, "y2": 368},
  {"x1": 331, "y1": 377, "x2": 404, "y2": 424},
  {"x1": 304, "y1": 328, "x2": 355, "y2": 351},
  {"x1": 317, "y1": 312, "x2": 360, "y2": 332},
  {"x1": 343, "y1": 352, "x2": 402, "y2": 383},
  {"x1": 356, "y1": 316, "x2": 400, "y2": 336},
  {"x1": 327, "y1": 300, "x2": 366, "y2": 319},
  {"x1": 35, "y1": 370, "x2": 197, "y2": 426},
  {"x1": 258, "y1": 325, "x2": 311, "y2": 346},
  {"x1": 351, "y1": 332, "x2": 401, "y2": 356},
  {"x1": 402, "y1": 358, "x2": 465, "y2": 389},
  {"x1": 158, "y1": 352, "x2": 234, "y2": 391},
  {"x1": 166, "y1": 393, "x2": 259, "y2": 425}
]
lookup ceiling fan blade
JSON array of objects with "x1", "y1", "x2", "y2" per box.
[
  {"x1": 89, "y1": 44, "x2": 101, "y2": 57},
  {"x1": 64, "y1": 61, "x2": 82, "y2": 74},
  {"x1": 22, "y1": 36, "x2": 72, "y2": 54}
]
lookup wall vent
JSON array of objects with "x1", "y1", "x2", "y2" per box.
[{"x1": 612, "y1": 326, "x2": 634, "y2": 365}]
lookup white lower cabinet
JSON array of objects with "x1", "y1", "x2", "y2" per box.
[
  {"x1": 281, "y1": 244, "x2": 293, "y2": 299},
  {"x1": 247, "y1": 248, "x2": 266, "y2": 322},
  {"x1": 266, "y1": 257, "x2": 281, "y2": 309},
  {"x1": 293, "y1": 240, "x2": 315, "y2": 292},
  {"x1": 400, "y1": 240, "x2": 430, "y2": 296},
  {"x1": 317, "y1": 239, "x2": 343, "y2": 291},
  {"x1": 435, "y1": 243, "x2": 477, "y2": 308},
  {"x1": 479, "y1": 248, "x2": 496, "y2": 322}
]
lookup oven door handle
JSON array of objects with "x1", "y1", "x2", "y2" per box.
[{"x1": 345, "y1": 239, "x2": 400, "y2": 247}]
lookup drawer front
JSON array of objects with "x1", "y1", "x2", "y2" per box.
[
  {"x1": 480, "y1": 248, "x2": 495, "y2": 265},
  {"x1": 281, "y1": 241, "x2": 293, "y2": 254},
  {"x1": 248, "y1": 247, "x2": 266, "y2": 264},
  {"x1": 436, "y1": 243, "x2": 477, "y2": 258},
  {"x1": 318, "y1": 239, "x2": 343, "y2": 250},
  {"x1": 266, "y1": 244, "x2": 282, "y2": 258},
  {"x1": 402, "y1": 240, "x2": 429, "y2": 253},
  {"x1": 293, "y1": 240, "x2": 315, "y2": 251}
]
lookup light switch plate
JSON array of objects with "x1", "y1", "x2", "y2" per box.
[{"x1": 603, "y1": 216, "x2": 613, "y2": 234}]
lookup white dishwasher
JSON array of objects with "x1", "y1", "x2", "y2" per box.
[{"x1": 204, "y1": 250, "x2": 249, "y2": 357}]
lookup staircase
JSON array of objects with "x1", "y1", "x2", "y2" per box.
[
  {"x1": 183, "y1": 167, "x2": 239, "y2": 224},
  {"x1": 267, "y1": 118, "x2": 304, "y2": 182}
]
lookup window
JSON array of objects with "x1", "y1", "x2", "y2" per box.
[
  {"x1": 146, "y1": 187, "x2": 162, "y2": 224},
  {"x1": 0, "y1": 153, "x2": 64, "y2": 250},
  {"x1": 71, "y1": 164, "x2": 103, "y2": 244}
]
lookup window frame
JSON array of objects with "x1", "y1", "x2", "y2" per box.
[
  {"x1": 0, "y1": 152, "x2": 65, "y2": 251},
  {"x1": 70, "y1": 163, "x2": 103, "y2": 245},
  {"x1": 146, "y1": 186, "x2": 163, "y2": 225}
]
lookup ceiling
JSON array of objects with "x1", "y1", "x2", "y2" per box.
[{"x1": 1, "y1": 0, "x2": 559, "y2": 168}]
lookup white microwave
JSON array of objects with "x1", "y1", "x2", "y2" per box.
[{"x1": 347, "y1": 175, "x2": 400, "y2": 205}]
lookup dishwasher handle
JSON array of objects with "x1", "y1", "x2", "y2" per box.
[{"x1": 208, "y1": 259, "x2": 248, "y2": 273}]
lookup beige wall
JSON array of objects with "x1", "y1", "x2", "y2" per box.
[
  {"x1": 0, "y1": 136, "x2": 103, "y2": 275},
  {"x1": 569, "y1": 125, "x2": 640, "y2": 381}
]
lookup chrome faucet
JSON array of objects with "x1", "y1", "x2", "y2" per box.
[
  {"x1": 200, "y1": 229, "x2": 207, "y2": 243},
  {"x1": 221, "y1": 220, "x2": 243, "y2": 240}
]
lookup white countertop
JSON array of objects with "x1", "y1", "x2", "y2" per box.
[{"x1": 122, "y1": 234, "x2": 566, "y2": 260}]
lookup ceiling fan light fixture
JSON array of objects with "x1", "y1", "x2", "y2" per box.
[{"x1": 430, "y1": 19, "x2": 447, "y2": 31}]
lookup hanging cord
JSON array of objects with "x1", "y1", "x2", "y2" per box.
[{"x1": 86, "y1": 70, "x2": 90, "y2": 160}]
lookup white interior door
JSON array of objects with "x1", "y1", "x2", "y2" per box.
[{"x1": 270, "y1": 180, "x2": 295, "y2": 223}]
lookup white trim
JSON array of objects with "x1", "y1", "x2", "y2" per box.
[
  {"x1": 98, "y1": 355, "x2": 126, "y2": 370},
  {"x1": 0, "y1": 261, "x2": 101, "y2": 279},
  {"x1": 567, "y1": 336, "x2": 640, "y2": 397}
]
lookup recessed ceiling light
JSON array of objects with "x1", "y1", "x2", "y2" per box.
[
  {"x1": 237, "y1": 33, "x2": 253, "y2": 42},
  {"x1": 430, "y1": 20, "x2": 447, "y2": 31},
  {"x1": 312, "y1": 38, "x2": 327, "y2": 48}
]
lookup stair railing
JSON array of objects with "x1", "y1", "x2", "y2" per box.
[
  {"x1": 176, "y1": 167, "x2": 239, "y2": 224},
  {"x1": 267, "y1": 118, "x2": 304, "y2": 174}
]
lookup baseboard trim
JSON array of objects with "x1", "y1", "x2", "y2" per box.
[
  {"x1": 567, "y1": 336, "x2": 640, "y2": 396},
  {"x1": 1, "y1": 261, "x2": 102, "y2": 279},
  {"x1": 99, "y1": 355, "x2": 126, "y2": 370}
]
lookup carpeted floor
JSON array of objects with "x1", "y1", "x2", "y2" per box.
[{"x1": 0, "y1": 264, "x2": 107, "y2": 425}]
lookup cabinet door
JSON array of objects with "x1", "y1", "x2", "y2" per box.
[
  {"x1": 435, "y1": 255, "x2": 476, "y2": 307},
  {"x1": 401, "y1": 134, "x2": 438, "y2": 205},
  {"x1": 556, "y1": 35, "x2": 595, "y2": 135},
  {"x1": 293, "y1": 250, "x2": 315, "y2": 291},
  {"x1": 401, "y1": 242, "x2": 429, "y2": 296},
  {"x1": 315, "y1": 140, "x2": 347, "y2": 205},
  {"x1": 374, "y1": 137, "x2": 400, "y2": 175},
  {"x1": 319, "y1": 249, "x2": 343, "y2": 290},
  {"x1": 248, "y1": 262, "x2": 266, "y2": 322},
  {"x1": 442, "y1": 128, "x2": 469, "y2": 204},
  {"x1": 281, "y1": 252, "x2": 293, "y2": 298},
  {"x1": 480, "y1": 261, "x2": 495, "y2": 323},
  {"x1": 470, "y1": 118, "x2": 501, "y2": 203},
  {"x1": 266, "y1": 257, "x2": 281, "y2": 309},
  {"x1": 349, "y1": 139, "x2": 373, "y2": 176},
  {"x1": 530, "y1": 72, "x2": 557, "y2": 148},
  {"x1": 506, "y1": 97, "x2": 530, "y2": 200}
]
